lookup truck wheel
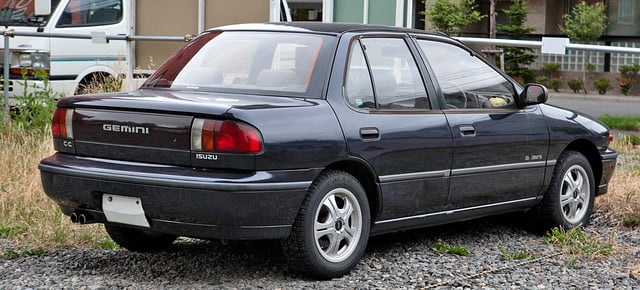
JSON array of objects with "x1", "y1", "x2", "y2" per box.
[
  {"x1": 282, "y1": 170, "x2": 370, "y2": 279},
  {"x1": 104, "y1": 224, "x2": 177, "y2": 252},
  {"x1": 539, "y1": 151, "x2": 595, "y2": 229}
]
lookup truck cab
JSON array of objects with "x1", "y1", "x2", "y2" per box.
[{"x1": 0, "y1": 0, "x2": 128, "y2": 97}]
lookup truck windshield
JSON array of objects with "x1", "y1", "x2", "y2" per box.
[{"x1": 0, "y1": 0, "x2": 62, "y2": 26}]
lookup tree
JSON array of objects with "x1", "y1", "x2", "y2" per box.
[
  {"x1": 496, "y1": 0, "x2": 536, "y2": 83},
  {"x1": 423, "y1": 0, "x2": 485, "y2": 36},
  {"x1": 561, "y1": 1, "x2": 607, "y2": 43},
  {"x1": 560, "y1": 1, "x2": 607, "y2": 93}
]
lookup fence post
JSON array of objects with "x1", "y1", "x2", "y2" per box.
[{"x1": 3, "y1": 28, "x2": 11, "y2": 124}]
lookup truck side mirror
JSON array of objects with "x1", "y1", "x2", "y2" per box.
[{"x1": 34, "y1": 0, "x2": 51, "y2": 16}]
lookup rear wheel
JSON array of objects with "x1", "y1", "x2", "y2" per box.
[
  {"x1": 104, "y1": 224, "x2": 177, "y2": 252},
  {"x1": 283, "y1": 170, "x2": 370, "y2": 279},
  {"x1": 538, "y1": 151, "x2": 595, "y2": 229}
]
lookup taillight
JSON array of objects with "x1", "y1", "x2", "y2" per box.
[
  {"x1": 52, "y1": 108, "x2": 74, "y2": 138},
  {"x1": 191, "y1": 119, "x2": 262, "y2": 153}
]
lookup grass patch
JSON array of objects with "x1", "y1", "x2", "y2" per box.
[
  {"x1": 498, "y1": 247, "x2": 534, "y2": 260},
  {"x1": 544, "y1": 227, "x2": 613, "y2": 257},
  {"x1": 3, "y1": 247, "x2": 47, "y2": 260},
  {"x1": 432, "y1": 241, "x2": 470, "y2": 256},
  {"x1": 0, "y1": 224, "x2": 27, "y2": 238},
  {"x1": 598, "y1": 115, "x2": 640, "y2": 131},
  {"x1": 622, "y1": 214, "x2": 640, "y2": 228}
]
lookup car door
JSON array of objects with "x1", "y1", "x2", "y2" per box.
[
  {"x1": 416, "y1": 38, "x2": 549, "y2": 209},
  {"x1": 329, "y1": 35, "x2": 454, "y2": 221}
]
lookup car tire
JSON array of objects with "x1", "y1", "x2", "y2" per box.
[
  {"x1": 538, "y1": 150, "x2": 595, "y2": 229},
  {"x1": 104, "y1": 224, "x2": 177, "y2": 252},
  {"x1": 282, "y1": 170, "x2": 370, "y2": 279}
]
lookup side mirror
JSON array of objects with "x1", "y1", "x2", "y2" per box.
[
  {"x1": 522, "y1": 83, "x2": 548, "y2": 105},
  {"x1": 34, "y1": 0, "x2": 51, "y2": 16}
]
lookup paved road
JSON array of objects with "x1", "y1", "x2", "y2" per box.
[{"x1": 547, "y1": 92, "x2": 640, "y2": 117}]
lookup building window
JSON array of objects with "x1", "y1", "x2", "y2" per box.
[{"x1": 618, "y1": 0, "x2": 635, "y2": 24}]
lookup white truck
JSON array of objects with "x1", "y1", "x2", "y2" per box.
[{"x1": 0, "y1": 0, "x2": 288, "y2": 98}]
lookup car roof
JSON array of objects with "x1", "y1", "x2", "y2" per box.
[{"x1": 209, "y1": 22, "x2": 445, "y2": 37}]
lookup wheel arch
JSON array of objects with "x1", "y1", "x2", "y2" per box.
[
  {"x1": 74, "y1": 66, "x2": 120, "y2": 95},
  {"x1": 324, "y1": 159, "x2": 381, "y2": 223},
  {"x1": 562, "y1": 139, "x2": 602, "y2": 189}
]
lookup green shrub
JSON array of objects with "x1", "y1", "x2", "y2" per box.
[
  {"x1": 593, "y1": 78, "x2": 611, "y2": 95},
  {"x1": 7, "y1": 70, "x2": 60, "y2": 135},
  {"x1": 567, "y1": 79, "x2": 583, "y2": 93},
  {"x1": 535, "y1": 76, "x2": 548, "y2": 86},
  {"x1": 541, "y1": 63, "x2": 561, "y2": 78},
  {"x1": 549, "y1": 78, "x2": 563, "y2": 92},
  {"x1": 619, "y1": 64, "x2": 640, "y2": 96}
]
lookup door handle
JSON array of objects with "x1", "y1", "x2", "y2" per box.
[
  {"x1": 359, "y1": 127, "x2": 380, "y2": 140},
  {"x1": 459, "y1": 125, "x2": 476, "y2": 137}
]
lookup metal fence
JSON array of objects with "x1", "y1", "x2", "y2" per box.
[
  {"x1": 456, "y1": 37, "x2": 640, "y2": 73},
  {"x1": 1, "y1": 29, "x2": 188, "y2": 122},
  {"x1": 3, "y1": 32, "x2": 640, "y2": 123}
]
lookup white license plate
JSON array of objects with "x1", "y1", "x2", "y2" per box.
[{"x1": 102, "y1": 194, "x2": 150, "y2": 228}]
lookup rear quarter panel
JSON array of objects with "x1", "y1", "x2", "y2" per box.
[{"x1": 227, "y1": 100, "x2": 347, "y2": 171}]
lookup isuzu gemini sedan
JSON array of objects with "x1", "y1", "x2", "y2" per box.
[{"x1": 39, "y1": 22, "x2": 618, "y2": 278}]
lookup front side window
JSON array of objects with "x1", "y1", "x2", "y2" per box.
[
  {"x1": 0, "y1": 0, "x2": 62, "y2": 26},
  {"x1": 345, "y1": 37, "x2": 429, "y2": 110},
  {"x1": 143, "y1": 31, "x2": 332, "y2": 97},
  {"x1": 417, "y1": 39, "x2": 516, "y2": 110},
  {"x1": 57, "y1": 0, "x2": 122, "y2": 27}
]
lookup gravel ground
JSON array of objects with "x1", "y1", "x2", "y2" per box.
[{"x1": 1, "y1": 211, "x2": 638, "y2": 289}]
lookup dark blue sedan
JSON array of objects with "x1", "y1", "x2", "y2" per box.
[{"x1": 39, "y1": 22, "x2": 618, "y2": 278}]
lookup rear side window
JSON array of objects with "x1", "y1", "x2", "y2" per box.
[
  {"x1": 417, "y1": 40, "x2": 516, "y2": 109},
  {"x1": 345, "y1": 37, "x2": 429, "y2": 110},
  {"x1": 57, "y1": 0, "x2": 122, "y2": 27}
]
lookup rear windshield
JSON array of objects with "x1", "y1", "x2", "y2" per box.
[{"x1": 143, "y1": 31, "x2": 335, "y2": 98}]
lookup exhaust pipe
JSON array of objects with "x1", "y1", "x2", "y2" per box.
[
  {"x1": 79, "y1": 214, "x2": 88, "y2": 224},
  {"x1": 70, "y1": 211, "x2": 95, "y2": 224},
  {"x1": 70, "y1": 212, "x2": 79, "y2": 223}
]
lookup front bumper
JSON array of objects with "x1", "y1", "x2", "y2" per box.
[
  {"x1": 39, "y1": 153, "x2": 319, "y2": 240},
  {"x1": 597, "y1": 149, "x2": 618, "y2": 195}
]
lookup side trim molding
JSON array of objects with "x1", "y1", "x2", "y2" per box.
[
  {"x1": 375, "y1": 197, "x2": 538, "y2": 225},
  {"x1": 379, "y1": 170, "x2": 449, "y2": 183}
]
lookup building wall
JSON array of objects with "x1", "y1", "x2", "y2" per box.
[
  {"x1": 606, "y1": 0, "x2": 640, "y2": 36},
  {"x1": 135, "y1": 0, "x2": 268, "y2": 70}
]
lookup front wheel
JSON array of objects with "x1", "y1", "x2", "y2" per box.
[
  {"x1": 282, "y1": 170, "x2": 370, "y2": 279},
  {"x1": 538, "y1": 151, "x2": 595, "y2": 229}
]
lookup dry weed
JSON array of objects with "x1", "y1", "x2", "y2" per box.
[
  {"x1": 595, "y1": 138, "x2": 640, "y2": 226},
  {"x1": 0, "y1": 127, "x2": 108, "y2": 249}
]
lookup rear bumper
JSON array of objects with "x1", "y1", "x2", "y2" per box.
[
  {"x1": 597, "y1": 150, "x2": 618, "y2": 195},
  {"x1": 39, "y1": 153, "x2": 318, "y2": 240}
]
